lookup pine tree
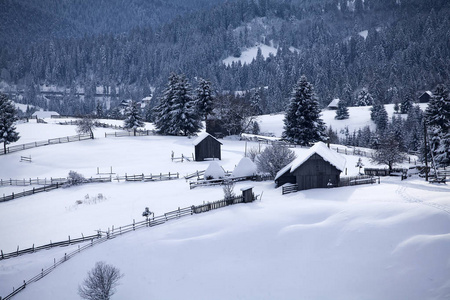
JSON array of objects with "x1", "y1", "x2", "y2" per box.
[
  {"x1": 154, "y1": 73, "x2": 202, "y2": 136},
  {"x1": 123, "y1": 101, "x2": 145, "y2": 136},
  {"x1": 0, "y1": 93, "x2": 20, "y2": 153},
  {"x1": 335, "y1": 99, "x2": 349, "y2": 120},
  {"x1": 356, "y1": 89, "x2": 373, "y2": 106},
  {"x1": 425, "y1": 84, "x2": 450, "y2": 167},
  {"x1": 282, "y1": 76, "x2": 326, "y2": 146},
  {"x1": 170, "y1": 74, "x2": 202, "y2": 136},
  {"x1": 154, "y1": 73, "x2": 178, "y2": 135},
  {"x1": 195, "y1": 78, "x2": 214, "y2": 122},
  {"x1": 400, "y1": 94, "x2": 413, "y2": 114},
  {"x1": 249, "y1": 90, "x2": 263, "y2": 116},
  {"x1": 371, "y1": 100, "x2": 388, "y2": 132}
]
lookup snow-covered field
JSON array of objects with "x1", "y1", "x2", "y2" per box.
[{"x1": 0, "y1": 116, "x2": 449, "y2": 300}]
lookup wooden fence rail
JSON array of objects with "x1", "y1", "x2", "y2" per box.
[
  {"x1": 1, "y1": 194, "x2": 254, "y2": 300},
  {"x1": 0, "y1": 134, "x2": 92, "y2": 156},
  {"x1": 282, "y1": 184, "x2": 298, "y2": 195},
  {"x1": 104, "y1": 130, "x2": 154, "y2": 138},
  {"x1": 0, "y1": 234, "x2": 100, "y2": 260},
  {"x1": 338, "y1": 175, "x2": 379, "y2": 187},
  {"x1": 0, "y1": 173, "x2": 180, "y2": 203},
  {"x1": 189, "y1": 175, "x2": 255, "y2": 189},
  {"x1": 0, "y1": 177, "x2": 68, "y2": 187}
]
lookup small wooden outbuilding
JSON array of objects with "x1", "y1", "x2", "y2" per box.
[
  {"x1": 193, "y1": 132, "x2": 222, "y2": 161},
  {"x1": 275, "y1": 142, "x2": 346, "y2": 190},
  {"x1": 419, "y1": 91, "x2": 432, "y2": 103},
  {"x1": 327, "y1": 98, "x2": 340, "y2": 110}
]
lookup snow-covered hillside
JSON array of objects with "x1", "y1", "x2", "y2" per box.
[
  {"x1": 257, "y1": 103, "x2": 429, "y2": 138},
  {"x1": 222, "y1": 43, "x2": 277, "y2": 66},
  {"x1": 0, "y1": 117, "x2": 449, "y2": 300}
]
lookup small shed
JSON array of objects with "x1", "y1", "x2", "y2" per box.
[
  {"x1": 419, "y1": 91, "x2": 432, "y2": 103},
  {"x1": 275, "y1": 142, "x2": 346, "y2": 190},
  {"x1": 327, "y1": 98, "x2": 340, "y2": 110},
  {"x1": 193, "y1": 132, "x2": 222, "y2": 161}
]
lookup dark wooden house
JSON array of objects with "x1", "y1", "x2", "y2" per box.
[
  {"x1": 419, "y1": 91, "x2": 432, "y2": 103},
  {"x1": 193, "y1": 132, "x2": 222, "y2": 161},
  {"x1": 275, "y1": 142, "x2": 346, "y2": 190}
]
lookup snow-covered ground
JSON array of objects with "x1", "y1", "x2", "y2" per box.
[
  {"x1": 0, "y1": 117, "x2": 449, "y2": 300},
  {"x1": 257, "y1": 103, "x2": 429, "y2": 138},
  {"x1": 222, "y1": 43, "x2": 277, "y2": 66}
]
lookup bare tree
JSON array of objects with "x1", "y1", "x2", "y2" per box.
[
  {"x1": 78, "y1": 261, "x2": 124, "y2": 300},
  {"x1": 371, "y1": 130, "x2": 406, "y2": 173},
  {"x1": 76, "y1": 116, "x2": 96, "y2": 139},
  {"x1": 255, "y1": 144, "x2": 297, "y2": 177}
]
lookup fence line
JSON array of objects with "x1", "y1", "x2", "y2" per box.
[
  {"x1": 1, "y1": 194, "x2": 254, "y2": 300},
  {"x1": 0, "y1": 177, "x2": 68, "y2": 187},
  {"x1": 104, "y1": 130, "x2": 154, "y2": 138},
  {"x1": 0, "y1": 173, "x2": 180, "y2": 203},
  {"x1": 57, "y1": 120, "x2": 124, "y2": 130},
  {"x1": 0, "y1": 134, "x2": 92, "y2": 156},
  {"x1": 281, "y1": 175, "x2": 379, "y2": 195}
]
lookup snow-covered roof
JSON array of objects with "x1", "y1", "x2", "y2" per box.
[
  {"x1": 275, "y1": 142, "x2": 346, "y2": 180},
  {"x1": 32, "y1": 110, "x2": 60, "y2": 118},
  {"x1": 327, "y1": 98, "x2": 340, "y2": 108},
  {"x1": 192, "y1": 132, "x2": 222, "y2": 146}
]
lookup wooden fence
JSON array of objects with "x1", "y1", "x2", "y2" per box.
[
  {"x1": 58, "y1": 120, "x2": 124, "y2": 130},
  {"x1": 282, "y1": 184, "x2": 298, "y2": 195},
  {"x1": 364, "y1": 168, "x2": 407, "y2": 177},
  {"x1": 0, "y1": 134, "x2": 92, "y2": 155},
  {"x1": 281, "y1": 175, "x2": 379, "y2": 195},
  {"x1": 338, "y1": 175, "x2": 379, "y2": 187},
  {"x1": 0, "y1": 173, "x2": 179, "y2": 203},
  {"x1": 1, "y1": 194, "x2": 254, "y2": 300},
  {"x1": 104, "y1": 130, "x2": 154, "y2": 137},
  {"x1": 0, "y1": 177, "x2": 67, "y2": 187},
  {"x1": 189, "y1": 175, "x2": 255, "y2": 189}
]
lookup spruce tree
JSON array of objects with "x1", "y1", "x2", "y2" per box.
[
  {"x1": 282, "y1": 76, "x2": 326, "y2": 146},
  {"x1": 0, "y1": 93, "x2": 20, "y2": 153},
  {"x1": 154, "y1": 73, "x2": 202, "y2": 136},
  {"x1": 371, "y1": 100, "x2": 388, "y2": 132},
  {"x1": 154, "y1": 73, "x2": 178, "y2": 135},
  {"x1": 123, "y1": 101, "x2": 145, "y2": 136},
  {"x1": 195, "y1": 78, "x2": 214, "y2": 122},
  {"x1": 356, "y1": 89, "x2": 373, "y2": 106},
  {"x1": 170, "y1": 74, "x2": 202, "y2": 136},
  {"x1": 335, "y1": 99, "x2": 349, "y2": 120},
  {"x1": 425, "y1": 84, "x2": 450, "y2": 167}
]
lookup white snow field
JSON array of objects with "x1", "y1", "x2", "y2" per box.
[{"x1": 0, "y1": 116, "x2": 449, "y2": 300}]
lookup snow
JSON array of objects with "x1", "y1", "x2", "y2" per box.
[
  {"x1": 359, "y1": 29, "x2": 369, "y2": 40},
  {"x1": 290, "y1": 141, "x2": 346, "y2": 172},
  {"x1": 222, "y1": 44, "x2": 277, "y2": 66},
  {"x1": 32, "y1": 110, "x2": 60, "y2": 118},
  {"x1": 231, "y1": 157, "x2": 257, "y2": 177},
  {"x1": 275, "y1": 142, "x2": 346, "y2": 180},
  {"x1": 192, "y1": 132, "x2": 221, "y2": 146},
  {"x1": 204, "y1": 161, "x2": 225, "y2": 179},
  {"x1": 0, "y1": 116, "x2": 449, "y2": 300},
  {"x1": 327, "y1": 98, "x2": 340, "y2": 109},
  {"x1": 257, "y1": 103, "x2": 429, "y2": 138}
]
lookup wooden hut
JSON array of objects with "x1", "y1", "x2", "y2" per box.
[
  {"x1": 327, "y1": 98, "x2": 340, "y2": 110},
  {"x1": 275, "y1": 142, "x2": 346, "y2": 190},
  {"x1": 419, "y1": 91, "x2": 432, "y2": 103},
  {"x1": 193, "y1": 132, "x2": 222, "y2": 161}
]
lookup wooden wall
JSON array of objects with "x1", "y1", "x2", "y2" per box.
[
  {"x1": 292, "y1": 153, "x2": 341, "y2": 190},
  {"x1": 195, "y1": 136, "x2": 221, "y2": 161}
]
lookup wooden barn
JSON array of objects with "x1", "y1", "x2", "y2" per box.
[
  {"x1": 419, "y1": 91, "x2": 432, "y2": 103},
  {"x1": 193, "y1": 132, "x2": 222, "y2": 161},
  {"x1": 275, "y1": 142, "x2": 346, "y2": 190}
]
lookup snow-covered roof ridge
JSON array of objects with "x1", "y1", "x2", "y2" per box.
[
  {"x1": 290, "y1": 142, "x2": 346, "y2": 173},
  {"x1": 192, "y1": 132, "x2": 222, "y2": 146}
]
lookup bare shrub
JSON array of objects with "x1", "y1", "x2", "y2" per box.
[
  {"x1": 223, "y1": 180, "x2": 236, "y2": 200},
  {"x1": 255, "y1": 144, "x2": 297, "y2": 177},
  {"x1": 68, "y1": 170, "x2": 86, "y2": 185},
  {"x1": 78, "y1": 261, "x2": 123, "y2": 300}
]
